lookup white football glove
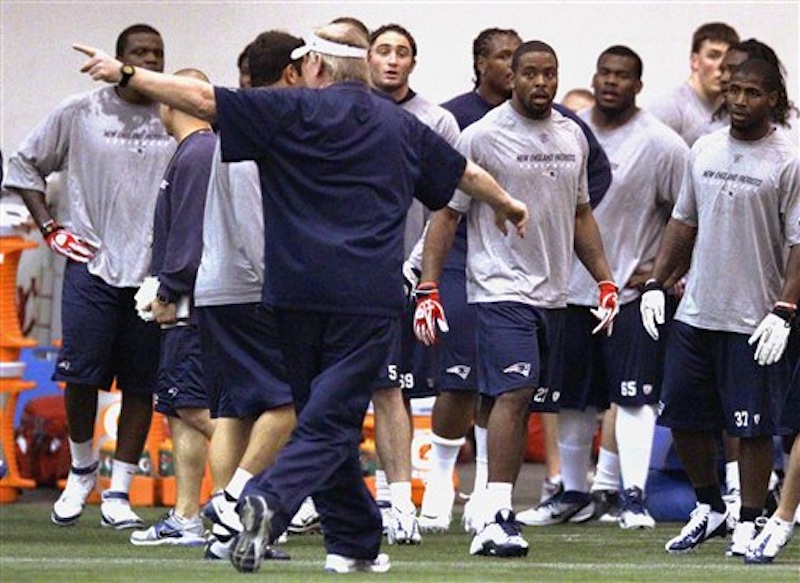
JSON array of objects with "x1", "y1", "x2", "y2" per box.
[
  {"x1": 640, "y1": 279, "x2": 665, "y2": 341},
  {"x1": 748, "y1": 303, "x2": 795, "y2": 366}
]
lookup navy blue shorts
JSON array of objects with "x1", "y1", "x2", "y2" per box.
[
  {"x1": 373, "y1": 304, "x2": 438, "y2": 398},
  {"x1": 658, "y1": 321, "x2": 790, "y2": 438},
  {"x1": 475, "y1": 303, "x2": 563, "y2": 411},
  {"x1": 436, "y1": 268, "x2": 477, "y2": 392},
  {"x1": 198, "y1": 303, "x2": 292, "y2": 419},
  {"x1": 779, "y1": 346, "x2": 800, "y2": 433},
  {"x1": 55, "y1": 261, "x2": 160, "y2": 393},
  {"x1": 560, "y1": 300, "x2": 664, "y2": 411},
  {"x1": 155, "y1": 325, "x2": 208, "y2": 416}
]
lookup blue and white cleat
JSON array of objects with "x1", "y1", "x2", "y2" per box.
[
  {"x1": 130, "y1": 508, "x2": 205, "y2": 546},
  {"x1": 100, "y1": 490, "x2": 145, "y2": 530},
  {"x1": 665, "y1": 503, "x2": 728, "y2": 553},
  {"x1": 469, "y1": 509, "x2": 529, "y2": 558},
  {"x1": 745, "y1": 516, "x2": 794, "y2": 564},
  {"x1": 51, "y1": 463, "x2": 98, "y2": 526}
]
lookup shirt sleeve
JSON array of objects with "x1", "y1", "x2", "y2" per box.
[
  {"x1": 215, "y1": 86, "x2": 294, "y2": 164},
  {"x1": 3, "y1": 95, "x2": 80, "y2": 192},
  {"x1": 779, "y1": 155, "x2": 800, "y2": 246},
  {"x1": 414, "y1": 121, "x2": 467, "y2": 211},
  {"x1": 671, "y1": 151, "x2": 699, "y2": 227}
]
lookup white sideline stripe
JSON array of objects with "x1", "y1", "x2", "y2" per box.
[{"x1": 1, "y1": 557, "x2": 796, "y2": 572}]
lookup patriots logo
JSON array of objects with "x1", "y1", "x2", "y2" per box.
[
  {"x1": 57, "y1": 360, "x2": 70, "y2": 371},
  {"x1": 552, "y1": 390, "x2": 561, "y2": 403},
  {"x1": 446, "y1": 365, "x2": 471, "y2": 380},
  {"x1": 643, "y1": 384, "x2": 653, "y2": 396},
  {"x1": 503, "y1": 362, "x2": 532, "y2": 377},
  {"x1": 733, "y1": 153, "x2": 743, "y2": 163},
  {"x1": 753, "y1": 414, "x2": 761, "y2": 425}
]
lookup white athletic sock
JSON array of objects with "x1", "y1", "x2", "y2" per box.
[
  {"x1": 616, "y1": 405, "x2": 656, "y2": 492},
  {"x1": 389, "y1": 481, "x2": 414, "y2": 512},
  {"x1": 428, "y1": 432, "x2": 465, "y2": 485},
  {"x1": 109, "y1": 460, "x2": 139, "y2": 495},
  {"x1": 69, "y1": 438, "x2": 97, "y2": 470},
  {"x1": 375, "y1": 469, "x2": 390, "y2": 503},
  {"x1": 486, "y1": 481, "x2": 513, "y2": 515},
  {"x1": 725, "y1": 461, "x2": 741, "y2": 493},
  {"x1": 473, "y1": 425, "x2": 488, "y2": 494},
  {"x1": 226, "y1": 467, "x2": 254, "y2": 500},
  {"x1": 592, "y1": 447, "x2": 620, "y2": 492},
  {"x1": 558, "y1": 409, "x2": 597, "y2": 493}
]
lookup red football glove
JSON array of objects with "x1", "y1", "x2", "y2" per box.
[
  {"x1": 44, "y1": 224, "x2": 96, "y2": 263},
  {"x1": 590, "y1": 280, "x2": 619, "y2": 336},
  {"x1": 413, "y1": 282, "x2": 449, "y2": 346}
]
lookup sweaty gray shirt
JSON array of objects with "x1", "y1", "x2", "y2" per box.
[
  {"x1": 673, "y1": 127, "x2": 800, "y2": 334},
  {"x1": 650, "y1": 83, "x2": 726, "y2": 147},
  {"x1": 569, "y1": 110, "x2": 688, "y2": 306},
  {"x1": 194, "y1": 140, "x2": 264, "y2": 306},
  {"x1": 449, "y1": 102, "x2": 589, "y2": 308},
  {"x1": 4, "y1": 87, "x2": 174, "y2": 287}
]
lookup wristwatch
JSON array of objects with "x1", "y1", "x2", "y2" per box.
[{"x1": 119, "y1": 64, "x2": 136, "y2": 88}]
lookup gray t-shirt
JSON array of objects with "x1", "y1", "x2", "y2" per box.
[
  {"x1": 449, "y1": 102, "x2": 589, "y2": 308},
  {"x1": 401, "y1": 92, "x2": 460, "y2": 258},
  {"x1": 569, "y1": 110, "x2": 688, "y2": 306},
  {"x1": 673, "y1": 127, "x2": 800, "y2": 334},
  {"x1": 194, "y1": 140, "x2": 264, "y2": 306},
  {"x1": 650, "y1": 83, "x2": 726, "y2": 147},
  {"x1": 4, "y1": 87, "x2": 174, "y2": 287}
]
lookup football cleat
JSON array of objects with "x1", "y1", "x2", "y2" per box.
[
  {"x1": 517, "y1": 491, "x2": 594, "y2": 526},
  {"x1": 462, "y1": 490, "x2": 491, "y2": 534},
  {"x1": 591, "y1": 489, "x2": 623, "y2": 523},
  {"x1": 664, "y1": 503, "x2": 728, "y2": 553},
  {"x1": 288, "y1": 496, "x2": 322, "y2": 535},
  {"x1": 230, "y1": 495, "x2": 274, "y2": 573},
  {"x1": 418, "y1": 483, "x2": 455, "y2": 533},
  {"x1": 744, "y1": 516, "x2": 794, "y2": 564},
  {"x1": 202, "y1": 490, "x2": 242, "y2": 537},
  {"x1": 386, "y1": 506, "x2": 421, "y2": 545},
  {"x1": 540, "y1": 475, "x2": 564, "y2": 504},
  {"x1": 130, "y1": 508, "x2": 205, "y2": 546},
  {"x1": 100, "y1": 490, "x2": 145, "y2": 529},
  {"x1": 377, "y1": 499, "x2": 392, "y2": 535},
  {"x1": 469, "y1": 509, "x2": 529, "y2": 558},
  {"x1": 51, "y1": 463, "x2": 98, "y2": 526},
  {"x1": 722, "y1": 486, "x2": 741, "y2": 532},
  {"x1": 726, "y1": 520, "x2": 756, "y2": 557},
  {"x1": 324, "y1": 553, "x2": 391, "y2": 573},
  {"x1": 619, "y1": 487, "x2": 655, "y2": 530}
]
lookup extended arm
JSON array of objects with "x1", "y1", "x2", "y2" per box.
[
  {"x1": 457, "y1": 160, "x2": 528, "y2": 238},
  {"x1": 73, "y1": 44, "x2": 216, "y2": 121}
]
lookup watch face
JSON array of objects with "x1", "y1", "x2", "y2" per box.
[{"x1": 122, "y1": 64, "x2": 135, "y2": 75}]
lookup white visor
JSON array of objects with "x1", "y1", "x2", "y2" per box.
[{"x1": 290, "y1": 33, "x2": 368, "y2": 60}]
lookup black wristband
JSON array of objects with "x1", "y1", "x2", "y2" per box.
[
  {"x1": 773, "y1": 302, "x2": 797, "y2": 324},
  {"x1": 641, "y1": 278, "x2": 662, "y2": 293},
  {"x1": 40, "y1": 219, "x2": 62, "y2": 237}
]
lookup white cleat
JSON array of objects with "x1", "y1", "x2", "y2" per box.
[
  {"x1": 51, "y1": 463, "x2": 98, "y2": 526},
  {"x1": 418, "y1": 483, "x2": 455, "y2": 533},
  {"x1": 100, "y1": 491, "x2": 145, "y2": 530},
  {"x1": 386, "y1": 506, "x2": 421, "y2": 545},
  {"x1": 324, "y1": 553, "x2": 391, "y2": 573},
  {"x1": 469, "y1": 509, "x2": 529, "y2": 558}
]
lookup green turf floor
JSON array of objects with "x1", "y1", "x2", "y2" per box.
[{"x1": 0, "y1": 503, "x2": 797, "y2": 582}]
